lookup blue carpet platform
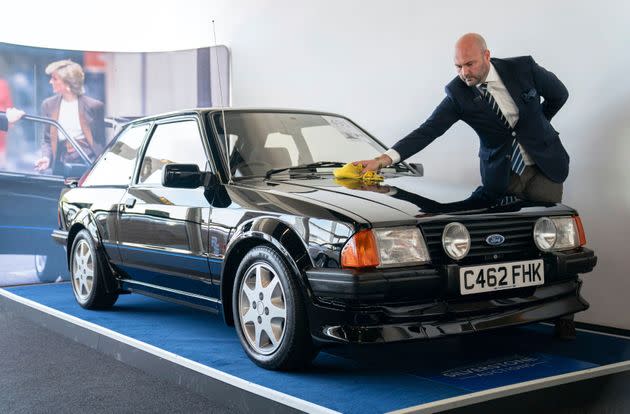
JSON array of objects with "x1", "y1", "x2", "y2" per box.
[{"x1": 2, "y1": 283, "x2": 629, "y2": 413}]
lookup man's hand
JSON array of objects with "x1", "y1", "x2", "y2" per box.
[
  {"x1": 352, "y1": 154, "x2": 393, "y2": 174},
  {"x1": 35, "y1": 157, "x2": 50, "y2": 172},
  {"x1": 6, "y1": 107, "x2": 25, "y2": 124}
]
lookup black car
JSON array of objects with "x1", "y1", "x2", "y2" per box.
[{"x1": 53, "y1": 109, "x2": 597, "y2": 370}]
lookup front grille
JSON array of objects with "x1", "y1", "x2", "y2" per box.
[{"x1": 420, "y1": 217, "x2": 540, "y2": 265}]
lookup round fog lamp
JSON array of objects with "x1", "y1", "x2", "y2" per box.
[
  {"x1": 534, "y1": 217, "x2": 557, "y2": 251},
  {"x1": 442, "y1": 222, "x2": 471, "y2": 260}
]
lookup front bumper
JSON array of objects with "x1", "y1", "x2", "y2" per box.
[
  {"x1": 306, "y1": 248, "x2": 596, "y2": 301},
  {"x1": 318, "y1": 280, "x2": 588, "y2": 343},
  {"x1": 305, "y1": 248, "x2": 596, "y2": 344}
]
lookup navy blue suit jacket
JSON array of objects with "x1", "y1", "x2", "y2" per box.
[{"x1": 392, "y1": 56, "x2": 569, "y2": 195}]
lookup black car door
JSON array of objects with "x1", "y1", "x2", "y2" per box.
[
  {"x1": 0, "y1": 115, "x2": 91, "y2": 283},
  {"x1": 116, "y1": 117, "x2": 218, "y2": 309},
  {"x1": 77, "y1": 122, "x2": 152, "y2": 266}
]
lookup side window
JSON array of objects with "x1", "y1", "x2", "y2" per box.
[
  {"x1": 138, "y1": 120, "x2": 207, "y2": 185},
  {"x1": 82, "y1": 124, "x2": 149, "y2": 187}
]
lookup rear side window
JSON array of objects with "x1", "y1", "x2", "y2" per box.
[
  {"x1": 82, "y1": 124, "x2": 149, "y2": 187},
  {"x1": 138, "y1": 120, "x2": 208, "y2": 185}
]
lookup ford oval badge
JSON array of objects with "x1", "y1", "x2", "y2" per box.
[{"x1": 485, "y1": 234, "x2": 505, "y2": 246}]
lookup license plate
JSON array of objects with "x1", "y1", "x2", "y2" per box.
[{"x1": 459, "y1": 259, "x2": 544, "y2": 295}]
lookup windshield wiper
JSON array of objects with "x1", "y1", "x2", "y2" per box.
[{"x1": 265, "y1": 161, "x2": 346, "y2": 179}]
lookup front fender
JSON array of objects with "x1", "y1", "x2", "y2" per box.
[
  {"x1": 220, "y1": 216, "x2": 313, "y2": 323},
  {"x1": 67, "y1": 208, "x2": 103, "y2": 249},
  {"x1": 65, "y1": 207, "x2": 120, "y2": 294},
  {"x1": 224, "y1": 216, "x2": 313, "y2": 278}
]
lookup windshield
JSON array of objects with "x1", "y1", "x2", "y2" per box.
[{"x1": 210, "y1": 112, "x2": 386, "y2": 177}]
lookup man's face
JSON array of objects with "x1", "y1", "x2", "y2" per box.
[{"x1": 454, "y1": 47, "x2": 490, "y2": 86}]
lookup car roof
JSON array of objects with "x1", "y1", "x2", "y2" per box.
[{"x1": 125, "y1": 107, "x2": 349, "y2": 125}]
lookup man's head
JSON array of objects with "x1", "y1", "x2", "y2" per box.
[{"x1": 454, "y1": 33, "x2": 491, "y2": 87}]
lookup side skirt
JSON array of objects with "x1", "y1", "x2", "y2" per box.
[{"x1": 120, "y1": 279, "x2": 221, "y2": 315}]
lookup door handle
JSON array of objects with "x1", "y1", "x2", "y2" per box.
[{"x1": 125, "y1": 197, "x2": 136, "y2": 208}]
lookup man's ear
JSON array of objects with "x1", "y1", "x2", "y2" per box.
[{"x1": 483, "y1": 49, "x2": 491, "y2": 62}]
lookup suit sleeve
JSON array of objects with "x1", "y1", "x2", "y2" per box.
[
  {"x1": 391, "y1": 95, "x2": 460, "y2": 161},
  {"x1": 0, "y1": 114, "x2": 7, "y2": 132},
  {"x1": 530, "y1": 56, "x2": 568, "y2": 121}
]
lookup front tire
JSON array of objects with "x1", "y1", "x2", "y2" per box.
[
  {"x1": 232, "y1": 245, "x2": 317, "y2": 370},
  {"x1": 70, "y1": 229, "x2": 118, "y2": 309}
]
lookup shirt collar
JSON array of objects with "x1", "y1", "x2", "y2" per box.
[{"x1": 482, "y1": 63, "x2": 499, "y2": 85}]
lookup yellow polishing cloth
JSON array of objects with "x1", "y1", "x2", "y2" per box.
[{"x1": 333, "y1": 163, "x2": 384, "y2": 181}]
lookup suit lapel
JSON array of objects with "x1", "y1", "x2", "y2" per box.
[
  {"x1": 465, "y1": 76, "x2": 503, "y2": 127},
  {"x1": 491, "y1": 58, "x2": 523, "y2": 111}
]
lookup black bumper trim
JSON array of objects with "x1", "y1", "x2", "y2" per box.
[
  {"x1": 306, "y1": 248, "x2": 597, "y2": 301},
  {"x1": 552, "y1": 248, "x2": 597, "y2": 276},
  {"x1": 306, "y1": 267, "x2": 441, "y2": 301}
]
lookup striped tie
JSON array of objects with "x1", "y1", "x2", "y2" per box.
[{"x1": 479, "y1": 83, "x2": 525, "y2": 175}]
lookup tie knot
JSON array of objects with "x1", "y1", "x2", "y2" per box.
[{"x1": 479, "y1": 82, "x2": 488, "y2": 92}]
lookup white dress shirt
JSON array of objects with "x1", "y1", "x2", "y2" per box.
[
  {"x1": 481, "y1": 63, "x2": 533, "y2": 166},
  {"x1": 57, "y1": 99, "x2": 86, "y2": 142},
  {"x1": 384, "y1": 63, "x2": 533, "y2": 166}
]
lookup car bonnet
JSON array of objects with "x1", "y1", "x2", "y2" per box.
[{"x1": 231, "y1": 175, "x2": 496, "y2": 226}]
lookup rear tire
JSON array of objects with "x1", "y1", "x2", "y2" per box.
[
  {"x1": 232, "y1": 245, "x2": 317, "y2": 370},
  {"x1": 70, "y1": 229, "x2": 118, "y2": 309}
]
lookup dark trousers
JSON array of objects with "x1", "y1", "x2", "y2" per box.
[{"x1": 506, "y1": 165, "x2": 563, "y2": 203}]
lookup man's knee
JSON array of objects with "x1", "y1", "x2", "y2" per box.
[
  {"x1": 526, "y1": 186, "x2": 562, "y2": 203},
  {"x1": 523, "y1": 169, "x2": 563, "y2": 203}
]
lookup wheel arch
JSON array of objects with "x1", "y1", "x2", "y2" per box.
[
  {"x1": 65, "y1": 208, "x2": 119, "y2": 294},
  {"x1": 220, "y1": 217, "x2": 313, "y2": 326},
  {"x1": 66, "y1": 208, "x2": 103, "y2": 263}
]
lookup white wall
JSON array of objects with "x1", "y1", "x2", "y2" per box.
[
  {"x1": 105, "y1": 54, "x2": 143, "y2": 116},
  {"x1": 105, "y1": 51, "x2": 197, "y2": 116},
  {"x1": 2, "y1": 0, "x2": 629, "y2": 329}
]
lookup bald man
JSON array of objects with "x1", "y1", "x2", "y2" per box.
[
  {"x1": 356, "y1": 33, "x2": 569, "y2": 204},
  {"x1": 354, "y1": 33, "x2": 575, "y2": 339}
]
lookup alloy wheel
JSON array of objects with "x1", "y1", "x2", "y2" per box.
[
  {"x1": 72, "y1": 239, "x2": 94, "y2": 302},
  {"x1": 238, "y1": 262, "x2": 287, "y2": 355}
]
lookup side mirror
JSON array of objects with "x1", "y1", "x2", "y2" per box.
[
  {"x1": 163, "y1": 164, "x2": 208, "y2": 188},
  {"x1": 407, "y1": 162, "x2": 424, "y2": 176}
]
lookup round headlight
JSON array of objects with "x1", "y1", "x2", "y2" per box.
[
  {"x1": 534, "y1": 217, "x2": 557, "y2": 251},
  {"x1": 442, "y1": 222, "x2": 471, "y2": 260}
]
